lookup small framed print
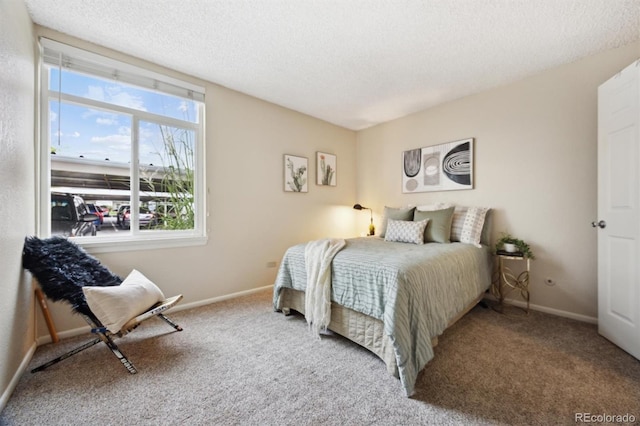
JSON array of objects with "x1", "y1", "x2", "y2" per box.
[
  {"x1": 316, "y1": 152, "x2": 337, "y2": 186},
  {"x1": 284, "y1": 154, "x2": 308, "y2": 192}
]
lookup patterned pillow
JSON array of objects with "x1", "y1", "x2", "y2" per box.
[
  {"x1": 458, "y1": 207, "x2": 491, "y2": 247},
  {"x1": 384, "y1": 219, "x2": 429, "y2": 245},
  {"x1": 450, "y1": 206, "x2": 469, "y2": 242}
]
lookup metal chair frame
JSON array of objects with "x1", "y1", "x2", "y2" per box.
[{"x1": 31, "y1": 292, "x2": 183, "y2": 374}]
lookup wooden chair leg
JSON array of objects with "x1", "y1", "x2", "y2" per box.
[{"x1": 35, "y1": 287, "x2": 59, "y2": 343}]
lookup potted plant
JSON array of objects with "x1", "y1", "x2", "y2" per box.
[{"x1": 495, "y1": 232, "x2": 535, "y2": 259}]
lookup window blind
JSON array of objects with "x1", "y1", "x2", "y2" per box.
[{"x1": 40, "y1": 37, "x2": 205, "y2": 103}]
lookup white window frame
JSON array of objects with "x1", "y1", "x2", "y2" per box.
[{"x1": 37, "y1": 38, "x2": 207, "y2": 253}]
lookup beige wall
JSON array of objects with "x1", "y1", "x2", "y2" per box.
[
  {"x1": 0, "y1": 0, "x2": 36, "y2": 409},
  {"x1": 356, "y1": 41, "x2": 640, "y2": 320},
  {"x1": 32, "y1": 27, "x2": 358, "y2": 335}
]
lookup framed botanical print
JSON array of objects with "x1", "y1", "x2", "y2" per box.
[
  {"x1": 284, "y1": 154, "x2": 308, "y2": 192},
  {"x1": 316, "y1": 152, "x2": 337, "y2": 186}
]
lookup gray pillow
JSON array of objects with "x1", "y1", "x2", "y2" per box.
[
  {"x1": 413, "y1": 207, "x2": 455, "y2": 243},
  {"x1": 380, "y1": 206, "x2": 416, "y2": 238}
]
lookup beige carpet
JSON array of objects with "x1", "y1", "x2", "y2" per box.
[{"x1": 1, "y1": 288, "x2": 639, "y2": 425}]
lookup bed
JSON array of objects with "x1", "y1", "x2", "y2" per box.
[{"x1": 273, "y1": 206, "x2": 493, "y2": 396}]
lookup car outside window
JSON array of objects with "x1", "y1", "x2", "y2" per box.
[{"x1": 51, "y1": 193, "x2": 97, "y2": 237}]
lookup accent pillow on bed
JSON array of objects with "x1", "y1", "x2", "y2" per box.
[
  {"x1": 456, "y1": 206, "x2": 491, "y2": 247},
  {"x1": 82, "y1": 269, "x2": 165, "y2": 333},
  {"x1": 379, "y1": 206, "x2": 416, "y2": 238},
  {"x1": 384, "y1": 219, "x2": 429, "y2": 244},
  {"x1": 415, "y1": 202, "x2": 453, "y2": 212},
  {"x1": 450, "y1": 206, "x2": 468, "y2": 242},
  {"x1": 413, "y1": 206, "x2": 455, "y2": 243}
]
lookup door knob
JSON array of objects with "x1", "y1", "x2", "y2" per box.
[{"x1": 591, "y1": 220, "x2": 606, "y2": 229}]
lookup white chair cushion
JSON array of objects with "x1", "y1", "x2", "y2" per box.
[{"x1": 83, "y1": 269, "x2": 165, "y2": 333}]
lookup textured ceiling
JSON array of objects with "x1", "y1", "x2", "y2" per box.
[{"x1": 23, "y1": 0, "x2": 640, "y2": 130}]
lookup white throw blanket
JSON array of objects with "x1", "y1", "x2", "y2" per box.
[{"x1": 304, "y1": 238, "x2": 346, "y2": 337}]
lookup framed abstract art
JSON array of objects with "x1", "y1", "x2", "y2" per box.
[{"x1": 402, "y1": 138, "x2": 474, "y2": 193}]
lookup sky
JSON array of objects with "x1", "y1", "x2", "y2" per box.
[{"x1": 49, "y1": 68, "x2": 198, "y2": 166}]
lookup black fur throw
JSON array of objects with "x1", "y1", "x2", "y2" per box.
[{"x1": 22, "y1": 236, "x2": 122, "y2": 319}]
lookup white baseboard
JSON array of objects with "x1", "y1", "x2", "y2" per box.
[
  {"x1": 483, "y1": 294, "x2": 597, "y2": 324},
  {"x1": 36, "y1": 325, "x2": 91, "y2": 345},
  {"x1": 0, "y1": 342, "x2": 37, "y2": 412},
  {"x1": 35, "y1": 285, "x2": 275, "y2": 344},
  {"x1": 171, "y1": 284, "x2": 273, "y2": 312}
]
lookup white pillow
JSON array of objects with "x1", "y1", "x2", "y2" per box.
[
  {"x1": 384, "y1": 219, "x2": 429, "y2": 245},
  {"x1": 83, "y1": 269, "x2": 165, "y2": 333},
  {"x1": 450, "y1": 206, "x2": 469, "y2": 242},
  {"x1": 415, "y1": 202, "x2": 454, "y2": 211},
  {"x1": 458, "y1": 206, "x2": 490, "y2": 247}
]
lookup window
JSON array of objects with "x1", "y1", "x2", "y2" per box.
[{"x1": 39, "y1": 38, "x2": 207, "y2": 252}]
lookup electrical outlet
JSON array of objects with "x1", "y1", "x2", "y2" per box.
[
  {"x1": 266, "y1": 261, "x2": 277, "y2": 268},
  {"x1": 544, "y1": 277, "x2": 556, "y2": 286}
]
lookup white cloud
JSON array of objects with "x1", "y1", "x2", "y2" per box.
[
  {"x1": 89, "y1": 134, "x2": 131, "y2": 163},
  {"x1": 52, "y1": 130, "x2": 80, "y2": 138},
  {"x1": 85, "y1": 85, "x2": 105, "y2": 102},
  {"x1": 84, "y1": 84, "x2": 146, "y2": 111},
  {"x1": 106, "y1": 86, "x2": 146, "y2": 111},
  {"x1": 90, "y1": 126, "x2": 131, "y2": 153},
  {"x1": 81, "y1": 109, "x2": 103, "y2": 120},
  {"x1": 91, "y1": 134, "x2": 131, "y2": 145},
  {"x1": 96, "y1": 117, "x2": 118, "y2": 125},
  {"x1": 178, "y1": 101, "x2": 188, "y2": 112},
  {"x1": 138, "y1": 126, "x2": 154, "y2": 140}
]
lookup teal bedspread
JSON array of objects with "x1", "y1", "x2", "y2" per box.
[{"x1": 273, "y1": 237, "x2": 492, "y2": 396}]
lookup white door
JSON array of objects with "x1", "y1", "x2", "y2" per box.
[{"x1": 597, "y1": 59, "x2": 640, "y2": 360}]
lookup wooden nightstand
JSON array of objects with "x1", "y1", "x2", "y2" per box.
[{"x1": 491, "y1": 254, "x2": 531, "y2": 313}]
